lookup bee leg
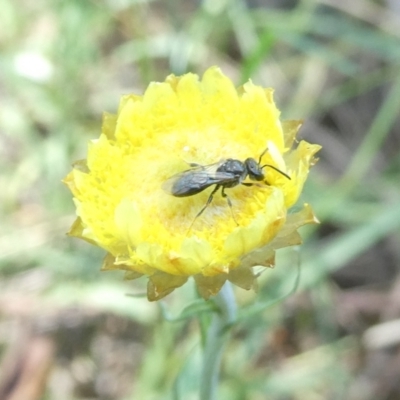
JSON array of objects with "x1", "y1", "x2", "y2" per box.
[
  {"x1": 242, "y1": 182, "x2": 268, "y2": 188},
  {"x1": 187, "y1": 184, "x2": 220, "y2": 233},
  {"x1": 221, "y1": 187, "x2": 238, "y2": 225}
]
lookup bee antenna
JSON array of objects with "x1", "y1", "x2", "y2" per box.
[
  {"x1": 261, "y1": 164, "x2": 291, "y2": 180},
  {"x1": 257, "y1": 147, "x2": 268, "y2": 165}
]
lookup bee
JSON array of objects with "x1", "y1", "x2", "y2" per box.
[{"x1": 162, "y1": 148, "x2": 291, "y2": 230}]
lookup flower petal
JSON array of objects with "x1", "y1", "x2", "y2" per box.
[
  {"x1": 194, "y1": 273, "x2": 228, "y2": 300},
  {"x1": 147, "y1": 272, "x2": 188, "y2": 301}
]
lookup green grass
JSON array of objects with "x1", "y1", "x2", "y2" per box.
[{"x1": 1, "y1": 0, "x2": 400, "y2": 399}]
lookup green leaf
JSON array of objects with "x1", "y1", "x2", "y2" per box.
[{"x1": 160, "y1": 299, "x2": 217, "y2": 322}]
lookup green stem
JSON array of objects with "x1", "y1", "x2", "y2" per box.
[{"x1": 200, "y1": 282, "x2": 237, "y2": 400}]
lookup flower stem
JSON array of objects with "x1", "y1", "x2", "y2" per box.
[{"x1": 200, "y1": 282, "x2": 237, "y2": 400}]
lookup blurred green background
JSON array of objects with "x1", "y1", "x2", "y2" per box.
[{"x1": 1, "y1": 0, "x2": 400, "y2": 399}]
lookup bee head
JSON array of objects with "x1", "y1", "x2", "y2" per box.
[
  {"x1": 246, "y1": 148, "x2": 291, "y2": 183},
  {"x1": 245, "y1": 158, "x2": 264, "y2": 181}
]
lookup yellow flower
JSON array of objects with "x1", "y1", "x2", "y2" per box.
[{"x1": 63, "y1": 67, "x2": 320, "y2": 301}]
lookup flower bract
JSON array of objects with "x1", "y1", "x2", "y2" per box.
[{"x1": 63, "y1": 66, "x2": 321, "y2": 301}]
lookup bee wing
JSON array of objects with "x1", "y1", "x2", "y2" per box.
[{"x1": 163, "y1": 162, "x2": 232, "y2": 197}]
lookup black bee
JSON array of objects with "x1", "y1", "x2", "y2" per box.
[{"x1": 162, "y1": 148, "x2": 290, "y2": 228}]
